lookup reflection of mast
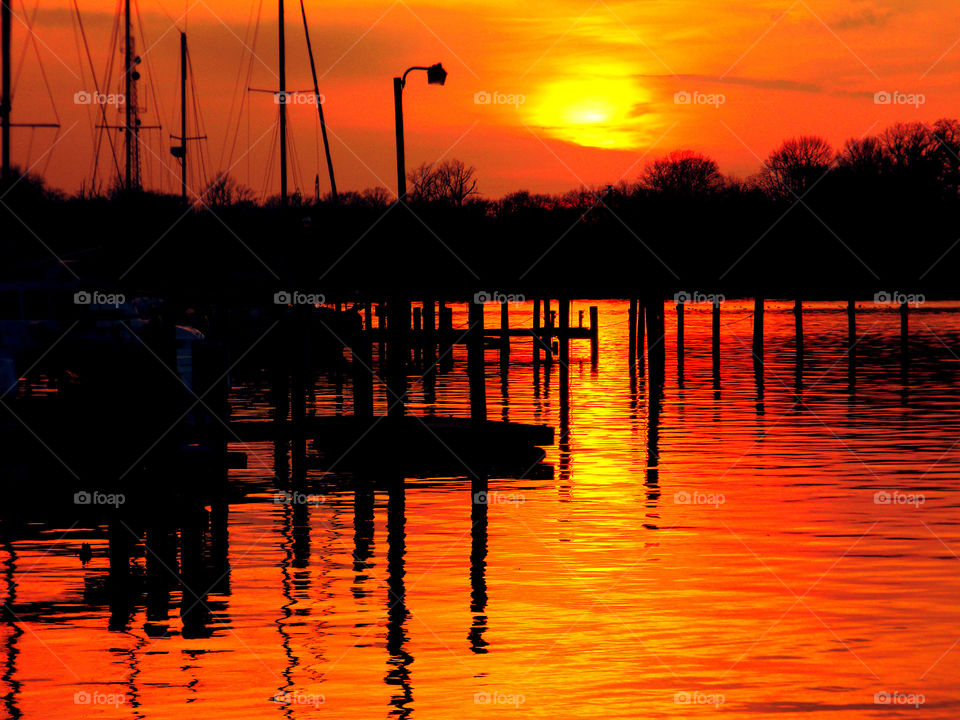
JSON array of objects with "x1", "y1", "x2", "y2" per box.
[{"x1": 2, "y1": 543, "x2": 23, "y2": 720}]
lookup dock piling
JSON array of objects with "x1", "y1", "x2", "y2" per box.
[{"x1": 468, "y1": 300, "x2": 487, "y2": 423}]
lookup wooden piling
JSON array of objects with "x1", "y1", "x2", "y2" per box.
[
  {"x1": 589, "y1": 306, "x2": 599, "y2": 364},
  {"x1": 558, "y1": 298, "x2": 570, "y2": 366},
  {"x1": 544, "y1": 299, "x2": 554, "y2": 365},
  {"x1": 676, "y1": 298, "x2": 684, "y2": 364},
  {"x1": 500, "y1": 301, "x2": 510, "y2": 358},
  {"x1": 712, "y1": 299, "x2": 721, "y2": 377},
  {"x1": 847, "y1": 299, "x2": 856, "y2": 351},
  {"x1": 752, "y1": 297, "x2": 764, "y2": 362},
  {"x1": 533, "y1": 298, "x2": 541, "y2": 367},
  {"x1": 438, "y1": 301, "x2": 453, "y2": 372},
  {"x1": 412, "y1": 306, "x2": 422, "y2": 365},
  {"x1": 628, "y1": 298, "x2": 637, "y2": 361},
  {"x1": 468, "y1": 300, "x2": 487, "y2": 423},
  {"x1": 900, "y1": 300, "x2": 909, "y2": 360},
  {"x1": 637, "y1": 298, "x2": 645, "y2": 360},
  {"x1": 645, "y1": 298, "x2": 665, "y2": 381},
  {"x1": 387, "y1": 298, "x2": 409, "y2": 420},
  {"x1": 794, "y1": 298, "x2": 803, "y2": 358},
  {"x1": 423, "y1": 297, "x2": 436, "y2": 371},
  {"x1": 352, "y1": 335, "x2": 373, "y2": 419}
]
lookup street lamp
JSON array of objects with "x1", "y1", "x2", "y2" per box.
[{"x1": 394, "y1": 63, "x2": 447, "y2": 202}]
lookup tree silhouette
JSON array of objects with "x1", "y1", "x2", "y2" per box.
[
  {"x1": 756, "y1": 136, "x2": 833, "y2": 200},
  {"x1": 407, "y1": 159, "x2": 478, "y2": 206},
  {"x1": 641, "y1": 150, "x2": 723, "y2": 196}
]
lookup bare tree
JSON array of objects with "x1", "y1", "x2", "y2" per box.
[
  {"x1": 836, "y1": 136, "x2": 887, "y2": 175},
  {"x1": 931, "y1": 118, "x2": 960, "y2": 194},
  {"x1": 756, "y1": 136, "x2": 833, "y2": 199},
  {"x1": 641, "y1": 150, "x2": 723, "y2": 196},
  {"x1": 407, "y1": 159, "x2": 478, "y2": 206},
  {"x1": 203, "y1": 172, "x2": 255, "y2": 207}
]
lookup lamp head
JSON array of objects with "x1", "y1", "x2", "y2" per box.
[{"x1": 426, "y1": 63, "x2": 448, "y2": 86}]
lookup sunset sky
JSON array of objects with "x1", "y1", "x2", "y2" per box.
[{"x1": 5, "y1": 0, "x2": 958, "y2": 198}]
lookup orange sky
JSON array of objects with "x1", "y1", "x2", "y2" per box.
[{"x1": 4, "y1": 0, "x2": 959, "y2": 198}]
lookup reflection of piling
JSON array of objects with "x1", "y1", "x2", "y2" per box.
[
  {"x1": 180, "y1": 504, "x2": 211, "y2": 638},
  {"x1": 144, "y1": 525, "x2": 174, "y2": 623},
  {"x1": 628, "y1": 299, "x2": 637, "y2": 363},
  {"x1": 469, "y1": 473, "x2": 489, "y2": 654},
  {"x1": 107, "y1": 520, "x2": 135, "y2": 632},
  {"x1": 468, "y1": 300, "x2": 487, "y2": 423},
  {"x1": 386, "y1": 477, "x2": 413, "y2": 711}
]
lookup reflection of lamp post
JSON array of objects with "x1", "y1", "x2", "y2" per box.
[{"x1": 394, "y1": 63, "x2": 447, "y2": 201}]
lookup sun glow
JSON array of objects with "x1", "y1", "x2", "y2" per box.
[{"x1": 525, "y1": 74, "x2": 652, "y2": 150}]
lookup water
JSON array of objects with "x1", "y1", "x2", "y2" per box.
[{"x1": 4, "y1": 299, "x2": 960, "y2": 718}]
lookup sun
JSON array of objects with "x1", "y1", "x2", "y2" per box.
[{"x1": 525, "y1": 73, "x2": 651, "y2": 150}]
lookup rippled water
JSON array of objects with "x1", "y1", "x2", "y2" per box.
[{"x1": 4, "y1": 299, "x2": 960, "y2": 718}]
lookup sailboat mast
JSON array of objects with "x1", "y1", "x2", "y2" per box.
[
  {"x1": 124, "y1": 0, "x2": 132, "y2": 190},
  {"x1": 1, "y1": 0, "x2": 11, "y2": 180},
  {"x1": 278, "y1": 0, "x2": 287, "y2": 206},
  {"x1": 180, "y1": 31, "x2": 187, "y2": 203},
  {"x1": 299, "y1": 0, "x2": 337, "y2": 203}
]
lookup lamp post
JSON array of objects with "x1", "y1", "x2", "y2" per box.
[{"x1": 394, "y1": 63, "x2": 447, "y2": 202}]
